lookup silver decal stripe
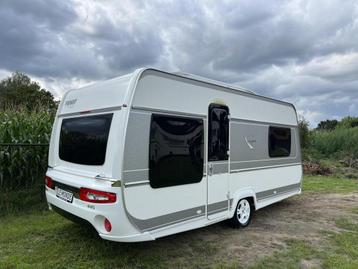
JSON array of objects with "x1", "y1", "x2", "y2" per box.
[
  {"x1": 230, "y1": 163, "x2": 301, "y2": 173},
  {"x1": 207, "y1": 199, "x2": 233, "y2": 215},
  {"x1": 126, "y1": 200, "x2": 232, "y2": 231},
  {"x1": 256, "y1": 183, "x2": 301, "y2": 201},
  {"x1": 211, "y1": 162, "x2": 229, "y2": 175},
  {"x1": 123, "y1": 170, "x2": 148, "y2": 183},
  {"x1": 123, "y1": 163, "x2": 301, "y2": 182},
  {"x1": 58, "y1": 106, "x2": 122, "y2": 117},
  {"x1": 208, "y1": 200, "x2": 228, "y2": 213},
  {"x1": 231, "y1": 117, "x2": 298, "y2": 128},
  {"x1": 230, "y1": 159, "x2": 301, "y2": 171},
  {"x1": 124, "y1": 180, "x2": 150, "y2": 188},
  {"x1": 127, "y1": 205, "x2": 206, "y2": 231}
]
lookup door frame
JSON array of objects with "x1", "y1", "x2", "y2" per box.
[{"x1": 206, "y1": 103, "x2": 230, "y2": 219}]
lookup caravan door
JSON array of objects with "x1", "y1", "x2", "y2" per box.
[{"x1": 207, "y1": 104, "x2": 230, "y2": 219}]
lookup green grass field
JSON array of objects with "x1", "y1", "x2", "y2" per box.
[{"x1": 0, "y1": 176, "x2": 357, "y2": 269}]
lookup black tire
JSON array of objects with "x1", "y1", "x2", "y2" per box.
[{"x1": 229, "y1": 198, "x2": 254, "y2": 228}]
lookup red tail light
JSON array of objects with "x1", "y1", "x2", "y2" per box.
[
  {"x1": 45, "y1": 176, "x2": 54, "y2": 189},
  {"x1": 79, "y1": 188, "x2": 116, "y2": 203}
]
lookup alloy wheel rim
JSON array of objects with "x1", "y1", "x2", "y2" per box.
[{"x1": 237, "y1": 199, "x2": 250, "y2": 224}]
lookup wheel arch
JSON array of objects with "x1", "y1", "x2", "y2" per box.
[{"x1": 229, "y1": 188, "x2": 257, "y2": 219}]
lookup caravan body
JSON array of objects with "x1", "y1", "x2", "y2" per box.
[{"x1": 45, "y1": 68, "x2": 302, "y2": 242}]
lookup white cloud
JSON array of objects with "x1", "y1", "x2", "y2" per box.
[
  {"x1": 0, "y1": 69, "x2": 10, "y2": 80},
  {"x1": 297, "y1": 109, "x2": 324, "y2": 127}
]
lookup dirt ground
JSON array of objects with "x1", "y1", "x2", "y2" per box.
[{"x1": 153, "y1": 192, "x2": 358, "y2": 267}]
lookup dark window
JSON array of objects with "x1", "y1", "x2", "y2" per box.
[
  {"x1": 59, "y1": 114, "x2": 113, "y2": 165},
  {"x1": 208, "y1": 104, "x2": 229, "y2": 161},
  {"x1": 268, "y1": 126, "x2": 291, "y2": 157},
  {"x1": 149, "y1": 114, "x2": 204, "y2": 188}
]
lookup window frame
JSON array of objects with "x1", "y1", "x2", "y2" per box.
[{"x1": 268, "y1": 126, "x2": 292, "y2": 158}]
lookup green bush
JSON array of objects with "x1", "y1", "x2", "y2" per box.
[
  {"x1": 310, "y1": 127, "x2": 358, "y2": 159},
  {"x1": 298, "y1": 118, "x2": 310, "y2": 148},
  {"x1": 0, "y1": 107, "x2": 55, "y2": 190}
]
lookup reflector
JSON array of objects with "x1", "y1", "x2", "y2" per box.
[{"x1": 104, "y1": 218, "x2": 112, "y2": 232}]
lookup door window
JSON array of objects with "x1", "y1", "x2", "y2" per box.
[
  {"x1": 149, "y1": 114, "x2": 204, "y2": 188},
  {"x1": 208, "y1": 104, "x2": 229, "y2": 161}
]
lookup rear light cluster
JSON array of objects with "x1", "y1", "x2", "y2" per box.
[
  {"x1": 79, "y1": 188, "x2": 117, "y2": 204},
  {"x1": 45, "y1": 176, "x2": 54, "y2": 189},
  {"x1": 45, "y1": 176, "x2": 116, "y2": 204}
]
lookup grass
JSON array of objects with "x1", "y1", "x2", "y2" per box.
[
  {"x1": 303, "y1": 175, "x2": 358, "y2": 193},
  {"x1": 0, "y1": 210, "x2": 223, "y2": 269},
  {"x1": 0, "y1": 185, "x2": 47, "y2": 217},
  {"x1": 250, "y1": 240, "x2": 319, "y2": 269},
  {"x1": 322, "y1": 219, "x2": 358, "y2": 269},
  {"x1": 1, "y1": 175, "x2": 357, "y2": 268}
]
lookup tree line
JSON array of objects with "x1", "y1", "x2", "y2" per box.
[{"x1": 0, "y1": 72, "x2": 57, "y2": 110}]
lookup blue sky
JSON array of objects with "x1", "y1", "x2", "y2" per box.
[{"x1": 0, "y1": 0, "x2": 357, "y2": 126}]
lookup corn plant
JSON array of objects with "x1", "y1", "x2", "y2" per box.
[{"x1": 0, "y1": 107, "x2": 55, "y2": 190}]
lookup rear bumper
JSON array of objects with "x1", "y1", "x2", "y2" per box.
[{"x1": 45, "y1": 188, "x2": 154, "y2": 242}]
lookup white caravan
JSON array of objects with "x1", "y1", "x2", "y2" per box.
[{"x1": 45, "y1": 68, "x2": 302, "y2": 242}]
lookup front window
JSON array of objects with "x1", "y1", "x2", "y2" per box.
[
  {"x1": 59, "y1": 114, "x2": 113, "y2": 165},
  {"x1": 268, "y1": 126, "x2": 291, "y2": 157}
]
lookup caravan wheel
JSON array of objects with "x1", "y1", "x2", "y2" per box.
[{"x1": 229, "y1": 198, "x2": 253, "y2": 228}]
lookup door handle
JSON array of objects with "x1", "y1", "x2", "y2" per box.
[{"x1": 208, "y1": 163, "x2": 213, "y2": 176}]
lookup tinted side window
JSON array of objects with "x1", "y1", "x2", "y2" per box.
[
  {"x1": 149, "y1": 114, "x2": 204, "y2": 188},
  {"x1": 268, "y1": 127, "x2": 291, "y2": 157},
  {"x1": 59, "y1": 114, "x2": 113, "y2": 165},
  {"x1": 208, "y1": 104, "x2": 229, "y2": 161}
]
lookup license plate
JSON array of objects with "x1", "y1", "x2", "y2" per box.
[{"x1": 55, "y1": 186, "x2": 74, "y2": 203}]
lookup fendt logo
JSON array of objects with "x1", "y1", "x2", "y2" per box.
[
  {"x1": 245, "y1": 136, "x2": 256, "y2": 150},
  {"x1": 65, "y1": 99, "x2": 77, "y2": 106}
]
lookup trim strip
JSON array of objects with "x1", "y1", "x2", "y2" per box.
[
  {"x1": 131, "y1": 106, "x2": 206, "y2": 119},
  {"x1": 123, "y1": 170, "x2": 148, "y2": 183},
  {"x1": 211, "y1": 162, "x2": 229, "y2": 175},
  {"x1": 126, "y1": 199, "x2": 232, "y2": 231},
  {"x1": 207, "y1": 200, "x2": 228, "y2": 213},
  {"x1": 58, "y1": 106, "x2": 122, "y2": 118},
  {"x1": 127, "y1": 205, "x2": 206, "y2": 231},
  {"x1": 256, "y1": 183, "x2": 301, "y2": 201},
  {"x1": 231, "y1": 117, "x2": 298, "y2": 128},
  {"x1": 124, "y1": 180, "x2": 150, "y2": 188},
  {"x1": 230, "y1": 162, "x2": 301, "y2": 173},
  {"x1": 122, "y1": 163, "x2": 301, "y2": 183},
  {"x1": 231, "y1": 157, "x2": 297, "y2": 163}
]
